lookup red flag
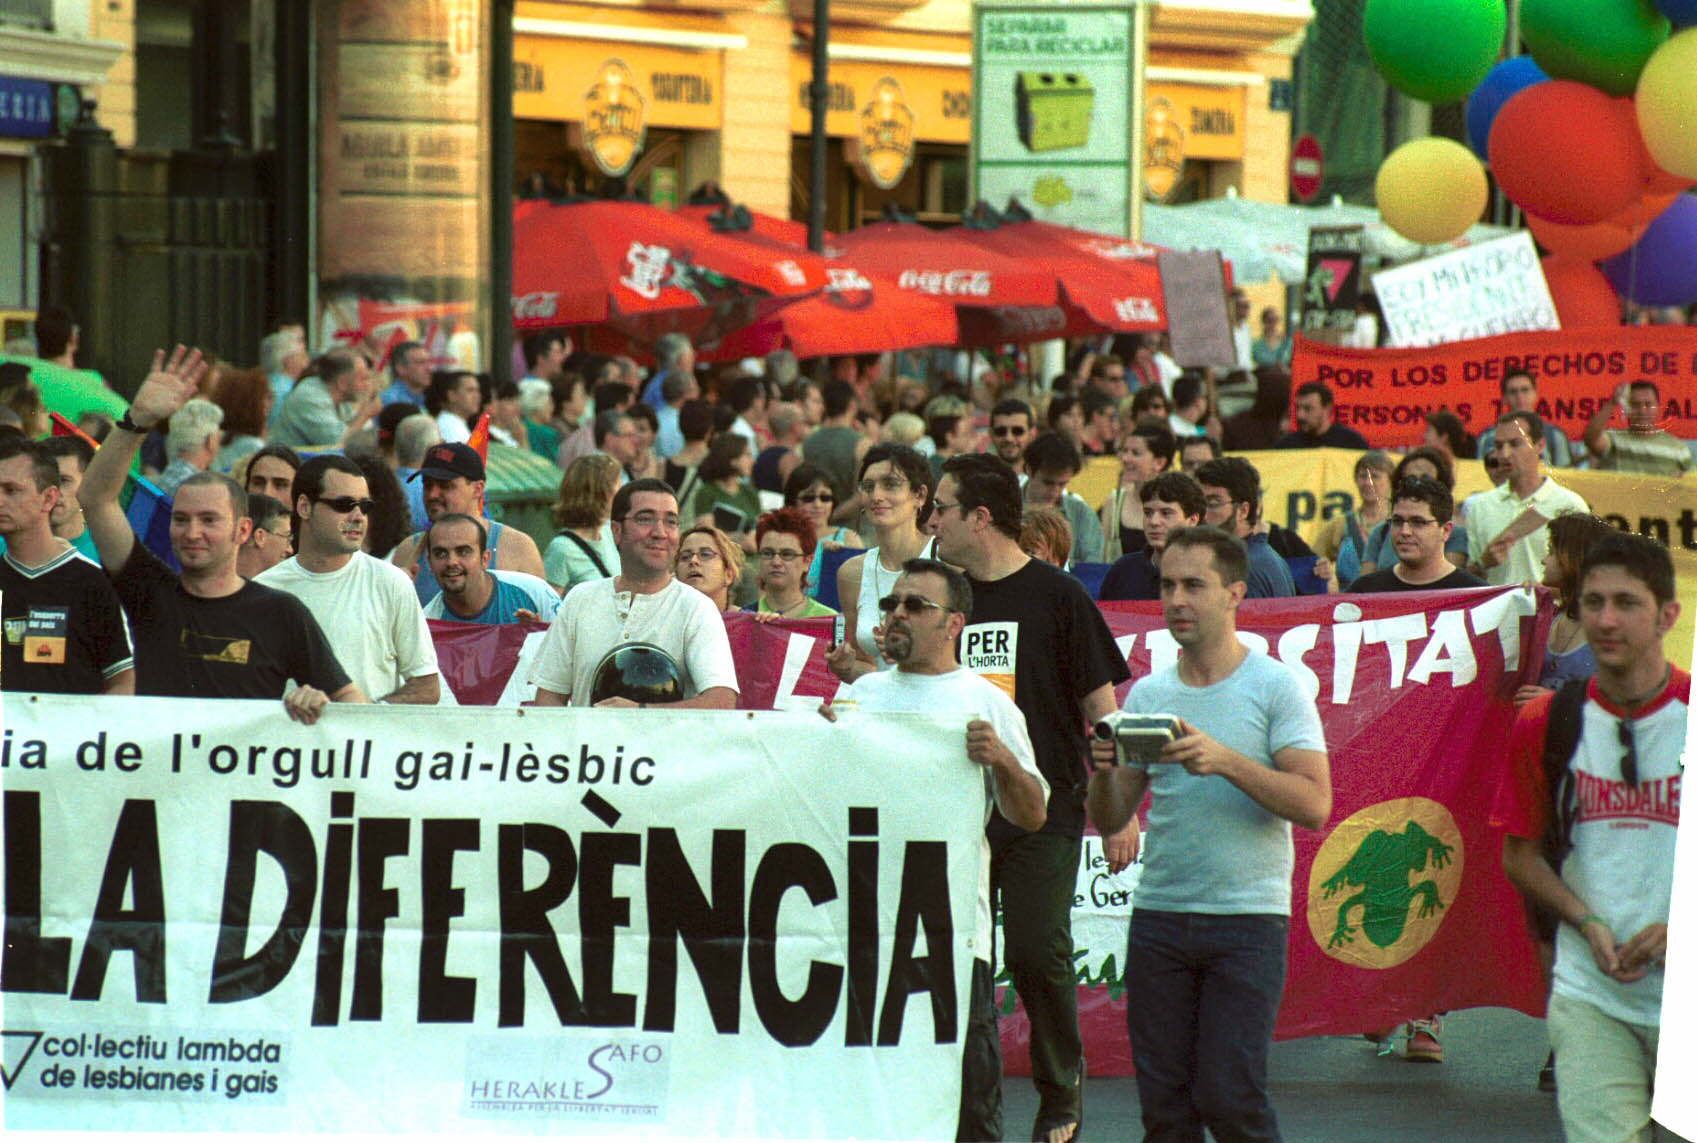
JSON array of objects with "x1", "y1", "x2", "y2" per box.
[
  {"x1": 466, "y1": 411, "x2": 491, "y2": 462},
  {"x1": 49, "y1": 411, "x2": 101, "y2": 449}
]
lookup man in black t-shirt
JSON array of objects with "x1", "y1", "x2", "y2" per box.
[
  {"x1": 1349, "y1": 476, "x2": 1486, "y2": 594},
  {"x1": 932, "y1": 454, "x2": 1130, "y2": 1143},
  {"x1": 80, "y1": 346, "x2": 363, "y2": 722},
  {"x1": 1273, "y1": 380, "x2": 1371, "y2": 450},
  {"x1": 0, "y1": 438, "x2": 133, "y2": 694}
]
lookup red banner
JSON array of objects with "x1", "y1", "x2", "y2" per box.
[
  {"x1": 1291, "y1": 326, "x2": 1697, "y2": 447},
  {"x1": 431, "y1": 588, "x2": 1553, "y2": 1069}
]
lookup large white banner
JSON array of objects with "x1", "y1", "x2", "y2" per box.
[
  {"x1": 1371, "y1": 231, "x2": 1558, "y2": 348},
  {"x1": 0, "y1": 697, "x2": 985, "y2": 1137}
]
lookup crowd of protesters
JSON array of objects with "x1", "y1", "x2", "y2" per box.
[{"x1": 0, "y1": 305, "x2": 1686, "y2": 1143}]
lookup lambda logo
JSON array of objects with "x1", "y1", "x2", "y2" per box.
[
  {"x1": 1306, "y1": 797, "x2": 1464, "y2": 970},
  {"x1": 2, "y1": 1031, "x2": 43, "y2": 1090},
  {"x1": 582, "y1": 60, "x2": 647, "y2": 177}
]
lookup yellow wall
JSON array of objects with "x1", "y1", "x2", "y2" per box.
[{"x1": 91, "y1": 0, "x2": 137, "y2": 148}]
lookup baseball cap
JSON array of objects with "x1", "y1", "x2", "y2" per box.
[{"x1": 411, "y1": 442, "x2": 485, "y2": 483}]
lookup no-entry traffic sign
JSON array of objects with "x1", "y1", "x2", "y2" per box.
[{"x1": 1291, "y1": 133, "x2": 1324, "y2": 203}]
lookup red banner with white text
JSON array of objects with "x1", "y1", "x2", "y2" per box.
[
  {"x1": 431, "y1": 588, "x2": 1553, "y2": 1072},
  {"x1": 1291, "y1": 327, "x2": 1697, "y2": 447}
]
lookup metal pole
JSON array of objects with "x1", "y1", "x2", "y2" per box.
[
  {"x1": 807, "y1": 0, "x2": 830, "y2": 253},
  {"x1": 1128, "y1": 0, "x2": 1148, "y2": 241},
  {"x1": 275, "y1": 0, "x2": 311, "y2": 326},
  {"x1": 491, "y1": 0, "x2": 515, "y2": 383}
]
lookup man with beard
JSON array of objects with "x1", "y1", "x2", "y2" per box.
[
  {"x1": 389, "y1": 442, "x2": 545, "y2": 604},
  {"x1": 823, "y1": 558, "x2": 1048, "y2": 1140},
  {"x1": 258, "y1": 454, "x2": 440, "y2": 704},
  {"x1": 988, "y1": 398, "x2": 1036, "y2": 475},
  {"x1": 530, "y1": 478, "x2": 738, "y2": 708},
  {"x1": 79, "y1": 346, "x2": 359, "y2": 722},
  {"x1": 422, "y1": 512, "x2": 559, "y2": 625}
]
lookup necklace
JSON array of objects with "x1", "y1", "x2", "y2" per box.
[{"x1": 1602, "y1": 663, "x2": 1672, "y2": 714}]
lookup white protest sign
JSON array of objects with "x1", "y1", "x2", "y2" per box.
[
  {"x1": 1371, "y1": 231, "x2": 1558, "y2": 348},
  {"x1": 0, "y1": 697, "x2": 984, "y2": 1137}
]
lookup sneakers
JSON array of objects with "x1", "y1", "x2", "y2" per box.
[
  {"x1": 1404, "y1": 1017, "x2": 1444, "y2": 1063},
  {"x1": 1538, "y1": 1050, "x2": 1557, "y2": 1092}
]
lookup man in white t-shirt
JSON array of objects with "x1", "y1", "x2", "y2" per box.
[
  {"x1": 529, "y1": 479, "x2": 737, "y2": 707},
  {"x1": 256, "y1": 455, "x2": 440, "y2": 704},
  {"x1": 1500, "y1": 532, "x2": 1684, "y2": 1142},
  {"x1": 824, "y1": 557, "x2": 1049, "y2": 1142}
]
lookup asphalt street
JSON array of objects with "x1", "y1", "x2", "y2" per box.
[{"x1": 1002, "y1": 1007, "x2": 1581, "y2": 1141}]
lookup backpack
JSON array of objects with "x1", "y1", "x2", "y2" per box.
[{"x1": 1539, "y1": 678, "x2": 1591, "y2": 871}]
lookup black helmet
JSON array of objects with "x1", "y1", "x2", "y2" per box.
[{"x1": 589, "y1": 642, "x2": 684, "y2": 706}]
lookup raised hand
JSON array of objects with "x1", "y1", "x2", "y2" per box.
[{"x1": 128, "y1": 345, "x2": 208, "y2": 429}]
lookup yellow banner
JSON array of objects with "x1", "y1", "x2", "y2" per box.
[
  {"x1": 788, "y1": 56, "x2": 972, "y2": 144},
  {"x1": 513, "y1": 36, "x2": 723, "y2": 130}
]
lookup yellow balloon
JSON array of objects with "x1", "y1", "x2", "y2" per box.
[
  {"x1": 1376, "y1": 138, "x2": 1489, "y2": 245},
  {"x1": 1637, "y1": 29, "x2": 1697, "y2": 181}
]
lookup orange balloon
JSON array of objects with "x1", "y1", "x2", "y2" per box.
[
  {"x1": 1613, "y1": 190, "x2": 1681, "y2": 227},
  {"x1": 1542, "y1": 255, "x2": 1622, "y2": 329}
]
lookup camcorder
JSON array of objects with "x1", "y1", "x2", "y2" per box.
[{"x1": 1093, "y1": 712, "x2": 1184, "y2": 766}]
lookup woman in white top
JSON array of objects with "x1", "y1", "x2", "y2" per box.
[
  {"x1": 1098, "y1": 421, "x2": 1177, "y2": 562},
  {"x1": 426, "y1": 369, "x2": 482, "y2": 445},
  {"x1": 825, "y1": 444, "x2": 937, "y2": 683}
]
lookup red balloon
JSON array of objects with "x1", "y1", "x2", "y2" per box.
[
  {"x1": 1527, "y1": 214, "x2": 1639, "y2": 260},
  {"x1": 1489, "y1": 82, "x2": 1644, "y2": 225},
  {"x1": 1542, "y1": 255, "x2": 1622, "y2": 329}
]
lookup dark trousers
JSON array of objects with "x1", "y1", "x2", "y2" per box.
[
  {"x1": 957, "y1": 958, "x2": 1004, "y2": 1142},
  {"x1": 991, "y1": 830, "x2": 1083, "y2": 1123},
  {"x1": 1126, "y1": 909, "x2": 1288, "y2": 1143}
]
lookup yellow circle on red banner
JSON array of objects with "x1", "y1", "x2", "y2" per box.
[{"x1": 1305, "y1": 797, "x2": 1464, "y2": 970}]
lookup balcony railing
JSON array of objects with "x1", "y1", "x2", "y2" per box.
[{"x1": 0, "y1": 0, "x2": 53, "y2": 32}]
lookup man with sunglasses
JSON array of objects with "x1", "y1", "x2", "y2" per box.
[
  {"x1": 80, "y1": 347, "x2": 361, "y2": 722},
  {"x1": 988, "y1": 398, "x2": 1036, "y2": 475},
  {"x1": 257, "y1": 454, "x2": 440, "y2": 705},
  {"x1": 531, "y1": 478, "x2": 737, "y2": 708},
  {"x1": 929, "y1": 454, "x2": 1130, "y2": 1143},
  {"x1": 1500, "y1": 532, "x2": 1685, "y2": 1142},
  {"x1": 824, "y1": 558, "x2": 1049, "y2": 1140}
]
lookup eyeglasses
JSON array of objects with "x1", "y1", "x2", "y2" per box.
[
  {"x1": 1202, "y1": 496, "x2": 1237, "y2": 511},
  {"x1": 858, "y1": 476, "x2": 910, "y2": 496},
  {"x1": 623, "y1": 511, "x2": 680, "y2": 531},
  {"x1": 991, "y1": 425, "x2": 1029, "y2": 438},
  {"x1": 795, "y1": 492, "x2": 834, "y2": 505},
  {"x1": 1388, "y1": 515, "x2": 1439, "y2": 530},
  {"x1": 314, "y1": 496, "x2": 375, "y2": 515},
  {"x1": 878, "y1": 593, "x2": 949, "y2": 616},
  {"x1": 931, "y1": 499, "x2": 961, "y2": 515},
  {"x1": 677, "y1": 546, "x2": 721, "y2": 564},
  {"x1": 1619, "y1": 719, "x2": 1639, "y2": 787},
  {"x1": 758, "y1": 548, "x2": 806, "y2": 563}
]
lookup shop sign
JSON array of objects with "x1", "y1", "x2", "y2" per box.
[
  {"x1": 850, "y1": 76, "x2": 916, "y2": 189},
  {"x1": 581, "y1": 59, "x2": 648, "y2": 177},
  {"x1": 0, "y1": 76, "x2": 57, "y2": 140},
  {"x1": 514, "y1": 36, "x2": 722, "y2": 131},
  {"x1": 791, "y1": 57, "x2": 971, "y2": 145},
  {"x1": 1146, "y1": 82, "x2": 1244, "y2": 161},
  {"x1": 1142, "y1": 95, "x2": 1184, "y2": 201}
]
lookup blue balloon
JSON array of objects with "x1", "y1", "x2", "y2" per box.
[
  {"x1": 1465, "y1": 57, "x2": 1549, "y2": 158},
  {"x1": 1656, "y1": 0, "x2": 1697, "y2": 27},
  {"x1": 1601, "y1": 196, "x2": 1697, "y2": 306}
]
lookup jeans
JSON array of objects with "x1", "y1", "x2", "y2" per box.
[
  {"x1": 1126, "y1": 909, "x2": 1289, "y2": 1143},
  {"x1": 957, "y1": 959, "x2": 1004, "y2": 1142},
  {"x1": 1547, "y1": 992, "x2": 1673, "y2": 1143},
  {"x1": 991, "y1": 830, "x2": 1084, "y2": 1124}
]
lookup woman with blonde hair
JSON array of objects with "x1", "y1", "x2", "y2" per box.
[
  {"x1": 543, "y1": 453, "x2": 622, "y2": 594},
  {"x1": 676, "y1": 524, "x2": 746, "y2": 613}
]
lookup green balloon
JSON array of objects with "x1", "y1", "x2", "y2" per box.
[
  {"x1": 1522, "y1": 0, "x2": 1669, "y2": 96},
  {"x1": 1365, "y1": 0, "x2": 1507, "y2": 103}
]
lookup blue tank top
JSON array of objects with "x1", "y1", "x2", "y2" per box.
[{"x1": 413, "y1": 519, "x2": 505, "y2": 605}]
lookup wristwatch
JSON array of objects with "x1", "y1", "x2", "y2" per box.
[{"x1": 116, "y1": 411, "x2": 147, "y2": 434}]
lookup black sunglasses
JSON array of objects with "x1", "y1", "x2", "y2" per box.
[
  {"x1": 991, "y1": 425, "x2": 1028, "y2": 437},
  {"x1": 1618, "y1": 719, "x2": 1639, "y2": 787},
  {"x1": 315, "y1": 496, "x2": 376, "y2": 515},
  {"x1": 878, "y1": 593, "x2": 948, "y2": 616},
  {"x1": 795, "y1": 492, "x2": 834, "y2": 504}
]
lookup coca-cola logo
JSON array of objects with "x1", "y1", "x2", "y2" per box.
[
  {"x1": 896, "y1": 269, "x2": 993, "y2": 297},
  {"x1": 826, "y1": 267, "x2": 872, "y2": 293},
  {"x1": 511, "y1": 291, "x2": 560, "y2": 320},
  {"x1": 1113, "y1": 296, "x2": 1159, "y2": 323}
]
